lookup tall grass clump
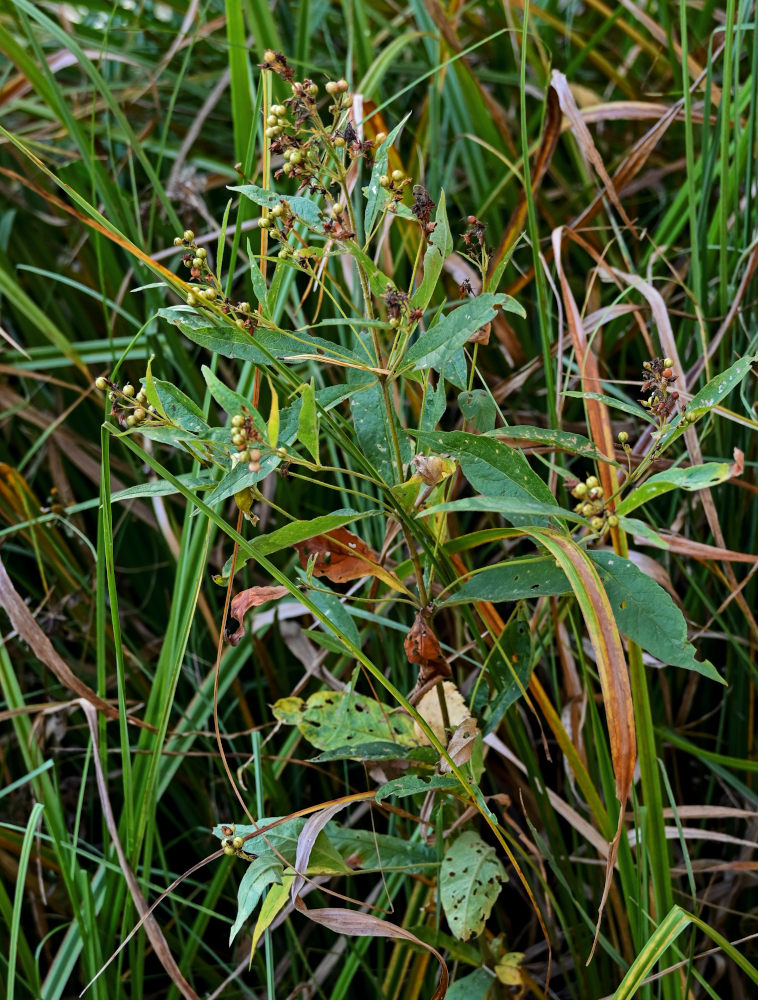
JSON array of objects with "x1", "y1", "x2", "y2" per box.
[{"x1": 1, "y1": 2, "x2": 757, "y2": 999}]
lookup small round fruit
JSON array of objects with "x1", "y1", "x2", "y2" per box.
[
  {"x1": 122, "y1": 383, "x2": 135, "y2": 397},
  {"x1": 202, "y1": 287, "x2": 217, "y2": 301},
  {"x1": 391, "y1": 169, "x2": 404, "y2": 182},
  {"x1": 337, "y1": 79, "x2": 348, "y2": 92},
  {"x1": 231, "y1": 414, "x2": 246, "y2": 428},
  {"x1": 223, "y1": 845, "x2": 236, "y2": 856},
  {"x1": 618, "y1": 431, "x2": 629, "y2": 444},
  {"x1": 249, "y1": 448, "x2": 262, "y2": 462},
  {"x1": 248, "y1": 460, "x2": 261, "y2": 473},
  {"x1": 607, "y1": 514, "x2": 619, "y2": 528},
  {"x1": 126, "y1": 414, "x2": 137, "y2": 427},
  {"x1": 183, "y1": 229, "x2": 194, "y2": 242},
  {"x1": 237, "y1": 302, "x2": 250, "y2": 313},
  {"x1": 263, "y1": 49, "x2": 276, "y2": 63},
  {"x1": 662, "y1": 367, "x2": 673, "y2": 380},
  {"x1": 186, "y1": 292, "x2": 197, "y2": 306},
  {"x1": 389, "y1": 316, "x2": 400, "y2": 328},
  {"x1": 585, "y1": 476, "x2": 599, "y2": 489},
  {"x1": 270, "y1": 104, "x2": 286, "y2": 116},
  {"x1": 134, "y1": 407, "x2": 146, "y2": 421},
  {"x1": 590, "y1": 517, "x2": 605, "y2": 532},
  {"x1": 572, "y1": 483, "x2": 588, "y2": 499},
  {"x1": 375, "y1": 131, "x2": 387, "y2": 144},
  {"x1": 258, "y1": 217, "x2": 271, "y2": 229},
  {"x1": 581, "y1": 503, "x2": 594, "y2": 517},
  {"x1": 95, "y1": 376, "x2": 108, "y2": 391},
  {"x1": 232, "y1": 836, "x2": 244, "y2": 850},
  {"x1": 196, "y1": 247, "x2": 207, "y2": 259},
  {"x1": 307, "y1": 84, "x2": 318, "y2": 96},
  {"x1": 267, "y1": 114, "x2": 279, "y2": 127},
  {"x1": 663, "y1": 358, "x2": 674, "y2": 368},
  {"x1": 325, "y1": 81, "x2": 339, "y2": 94},
  {"x1": 192, "y1": 257, "x2": 203, "y2": 269},
  {"x1": 379, "y1": 174, "x2": 389, "y2": 187}
]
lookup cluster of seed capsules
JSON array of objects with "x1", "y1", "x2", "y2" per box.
[
  {"x1": 569, "y1": 475, "x2": 619, "y2": 536},
  {"x1": 640, "y1": 357, "x2": 681, "y2": 422},
  {"x1": 173, "y1": 229, "x2": 255, "y2": 330},
  {"x1": 94, "y1": 376, "x2": 157, "y2": 428},
  {"x1": 230, "y1": 412, "x2": 264, "y2": 474}
]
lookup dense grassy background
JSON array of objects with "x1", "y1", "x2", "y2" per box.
[{"x1": 1, "y1": 1, "x2": 757, "y2": 998}]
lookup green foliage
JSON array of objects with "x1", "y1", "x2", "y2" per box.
[{"x1": 2, "y1": 3, "x2": 757, "y2": 1000}]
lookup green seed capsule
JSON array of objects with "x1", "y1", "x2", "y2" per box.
[
  {"x1": 585, "y1": 476, "x2": 599, "y2": 489},
  {"x1": 391, "y1": 169, "x2": 404, "y2": 182},
  {"x1": 95, "y1": 376, "x2": 108, "y2": 391},
  {"x1": 183, "y1": 229, "x2": 194, "y2": 242},
  {"x1": 122, "y1": 383, "x2": 135, "y2": 397},
  {"x1": 134, "y1": 407, "x2": 146, "y2": 421}
]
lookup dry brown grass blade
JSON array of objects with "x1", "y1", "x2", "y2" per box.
[
  {"x1": 0, "y1": 555, "x2": 151, "y2": 729},
  {"x1": 487, "y1": 85, "x2": 561, "y2": 285},
  {"x1": 530, "y1": 532, "x2": 634, "y2": 961},
  {"x1": 290, "y1": 800, "x2": 449, "y2": 1000},
  {"x1": 76, "y1": 699, "x2": 201, "y2": 1000},
  {"x1": 551, "y1": 71, "x2": 635, "y2": 234},
  {"x1": 551, "y1": 227, "x2": 617, "y2": 503}
]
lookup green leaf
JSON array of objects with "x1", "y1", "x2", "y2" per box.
[
  {"x1": 562, "y1": 390, "x2": 649, "y2": 421},
  {"x1": 589, "y1": 551, "x2": 724, "y2": 683},
  {"x1": 440, "y1": 830, "x2": 507, "y2": 940},
  {"x1": 272, "y1": 690, "x2": 417, "y2": 751},
  {"x1": 297, "y1": 379, "x2": 319, "y2": 462},
  {"x1": 110, "y1": 473, "x2": 213, "y2": 503},
  {"x1": 486, "y1": 614, "x2": 534, "y2": 703},
  {"x1": 158, "y1": 307, "x2": 360, "y2": 367},
  {"x1": 310, "y1": 741, "x2": 418, "y2": 763},
  {"x1": 410, "y1": 191, "x2": 453, "y2": 313},
  {"x1": 201, "y1": 366, "x2": 268, "y2": 437},
  {"x1": 326, "y1": 827, "x2": 436, "y2": 872},
  {"x1": 266, "y1": 376, "x2": 280, "y2": 448},
  {"x1": 413, "y1": 430, "x2": 556, "y2": 509},
  {"x1": 245, "y1": 237, "x2": 270, "y2": 316},
  {"x1": 350, "y1": 379, "x2": 411, "y2": 485},
  {"x1": 363, "y1": 113, "x2": 411, "y2": 233},
  {"x1": 617, "y1": 516, "x2": 670, "y2": 549},
  {"x1": 419, "y1": 495, "x2": 579, "y2": 525},
  {"x1": 406, "y1": 294, "x2": 517, "y2": 372},
  {"x1": 458, "y1": 390, "x2": 497, "y2": 432},
  {"x1": 151, "y1": 378, "x2": 209, "y2": 434},
  {"x1": 251, "y1": 875, "x2": 293, "y2": 957},
  {"x1": 657, "y1": 354, "x2": 758, "y2": 450},
  {"x1": 228, "y1": 858, "x2": 282, "y2": 944},
  {"x1": 490, "y1": 425, "x2": 613, "y2": 461},
  {"x1": 374, "y1": 773, "x2": 461, "y2": 803},
  {"x1": 618, "y1": 461, "x2": 738, "y2": 515},
  {"x1": 213, "y1": 818, "x2": 348, "y2": 875},
  {"x1": 231, "y1": 183, "x2": 324, "y2": 230},
  {"x1": 446, "y1": 967, "x2": 495, "y2": 1000}
]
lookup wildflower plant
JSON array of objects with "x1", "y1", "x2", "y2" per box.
[{"x1": 83, "y1": 52, "x2": 758, "y2": 994}]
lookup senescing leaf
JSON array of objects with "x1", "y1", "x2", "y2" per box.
[
  {"x1": 224, "y1": 586, "x2": 290, "y2": 645},
  {"x1": 404, "y1": 610, "x2": 452, "y2": 693},
  {"x1": 294, "y1": 526, "x2": 410, "y2": 595},
  {"x1": 440, "y1": 830, "x2": 508, "y2": 941}
]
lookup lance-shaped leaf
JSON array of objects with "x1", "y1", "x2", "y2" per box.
[
  {"x1": 411, "y1": 191, "x2": 453, "y2": 313},
  {"x1": 294, "y1": 526, "x2": 409, "y2": 594},
  {"x1": 617, "y1": 451, "x2": 744, "y2": 516}
]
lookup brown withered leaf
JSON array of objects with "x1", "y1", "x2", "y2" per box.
[
  {"x1": 224, "y1": 586, "x2": 289, "y2": 645},
  {"x1": 404, "y1": 611, "x2": 452, "y2": 688},
  {"x1": 294, "y1": 527, "x2": 407, "y2": 593},
  {"x1": 439, "y1": 717, "x2": 479, "y2": 774},
  {"x1": 467, "y1": 321, "x2": 491, "y2": 345}
]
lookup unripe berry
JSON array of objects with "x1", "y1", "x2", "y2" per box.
[
  {"x1": 266, "y1": 114, "x2": 279, "y2": 127},
  {"x1": 331, "y1": 202, "x2": 343, "y2": 217},
  {"x1": 126, "y1": 414, "x2": 137, "y2": 427},
  {"x1": 95, "y1": 376, "x2": 108, "y2": 391},
  {"x1": 307, "y1": 84, "x2": 318, "y2": 96},
  {"x1": 263, "y1": 49, "x2": 276, "y2": 63},
  {"x1": 223, "y1": 844, "x2": 236, "y2": 856},
  {"x1": 249, "y1": 460, "x2": 261, "y2": 473},
  {"x1": 122, "y1": 383, "x2": 135, "y2": 397},
  {"x1": 196, "y1": 247, "x2": 207, "y2": 259},
  {"x1": 231, "y1": 414, "x2": 245, "y2": 427},
  {"x1": 590, "y1": 517, "x2": 605, "y2": 532},
  {"x1": 585, "y1": 476, "x2": 599, "y2": 489},
  {"x1": 391, "y1": 169, "x2": 404, "y2": 182},
  {"x1": 265, "y1": 126, "x2": 281, "y2": 139},
  {"x1": 375, "y1": 131, "x2": 387, "y2": 144},
  {"x1": 232, "y1": 836, "x2": 244, "y2": 850},
  {"x1": 334, "y1": 136, "x2": 346, "y2": 147},
  {"x1": 663, "y1": 358, "x2": 674, "y2": 368},
  {"x1": 337, "y1": 79, "x2": 348, "y2": 92},
  {"x1": 581, "y1": 503, "x2": 594, "y2": 517},
  {"x1": 389, "y1": 316, "x2": 400, "y2": 328},
  {"x1": 183, "y1": 229, "x2": 194, "y2": 242},
  {"x1": 192, "y1": 257, "x2": 203, "y2": 269},
  {"x1": 187, "y1": 292, "x2": 197, "y2": 306},
  {"x1": 134, "y1": 407, "x2": 146, "y2": 421},
  {"x1": 325, "y1": 80, "x2": 339, "y2": 95},
  {"x1": 607, "y1": 514, "x2": 619, "y2": 528},
  {"x1": 258, "y1": 217, "x2": 271, "y2": 229},
  {"x1": 572, "y1": 483, "x2": 588, "y2": 498},
  {"x1": 379, "y1": 174, "x2": 389, "y2": 188},
  {"x1": 618, "y1": 431, "x2": 629, "y2": 444},
  {"x1": 173, "y1": 237, "x2": 183, "y2": 246},
  {"x1": 249, "y1": 448, "x2": 262, "y2": 462},
  {"x1": 202, "y1": 287, "x2": 217, "y2": 301},
  {"x1": 270, "y1": 104, "x2": 286, "y2": 116},
  {"x1": 270, "y1": 204, "x2": 284, "y2": 218}
]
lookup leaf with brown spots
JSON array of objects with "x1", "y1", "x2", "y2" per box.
[
  {"x1": 224, "y1": 586, "x2": 289, "y2": 645},
  {"x1": 294, "y1": 527, "x2": 409, "y2": 594},
  {"x1": 404, "y1": 611, "x2": 452, "y2": 689}
]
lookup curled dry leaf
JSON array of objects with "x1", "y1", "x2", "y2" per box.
[
  {"x1": 439, "y1": 717, "x2": 479, "y2": 774},
  {"x1": 225, "y1": 586, "x2": 289, "y2": 645},
  {"x1": 467, "y1": 320, "x2": 491, "y2": 345},
  {"x1": 294, "y1": 527, "x2": 407, "y2": 594},
  {"x1": 404, "y1": 611, "x2": 452, "y2": 688}
]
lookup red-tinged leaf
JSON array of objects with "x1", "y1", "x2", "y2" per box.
[
  {"x1": 225, "y1": 586, "x2": 289, "y2": 645},
  {"x1": 294, "y1": 527, "x2": 409, "y2": 594}
]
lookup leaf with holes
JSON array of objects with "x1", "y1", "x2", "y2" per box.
[
  {"x1": 294, "y1": 526, "x2": 409, "y2": 594},
  {"x1": 440, "y1": 830, "x2": 507, "y2": 940},
  {"x1": 272, "y1": 691, "x2": 417, "y2": 751}
]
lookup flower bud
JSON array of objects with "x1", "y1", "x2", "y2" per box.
[{"x1": 618, "y1": 431, "x2": 629, "y2": 444}]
